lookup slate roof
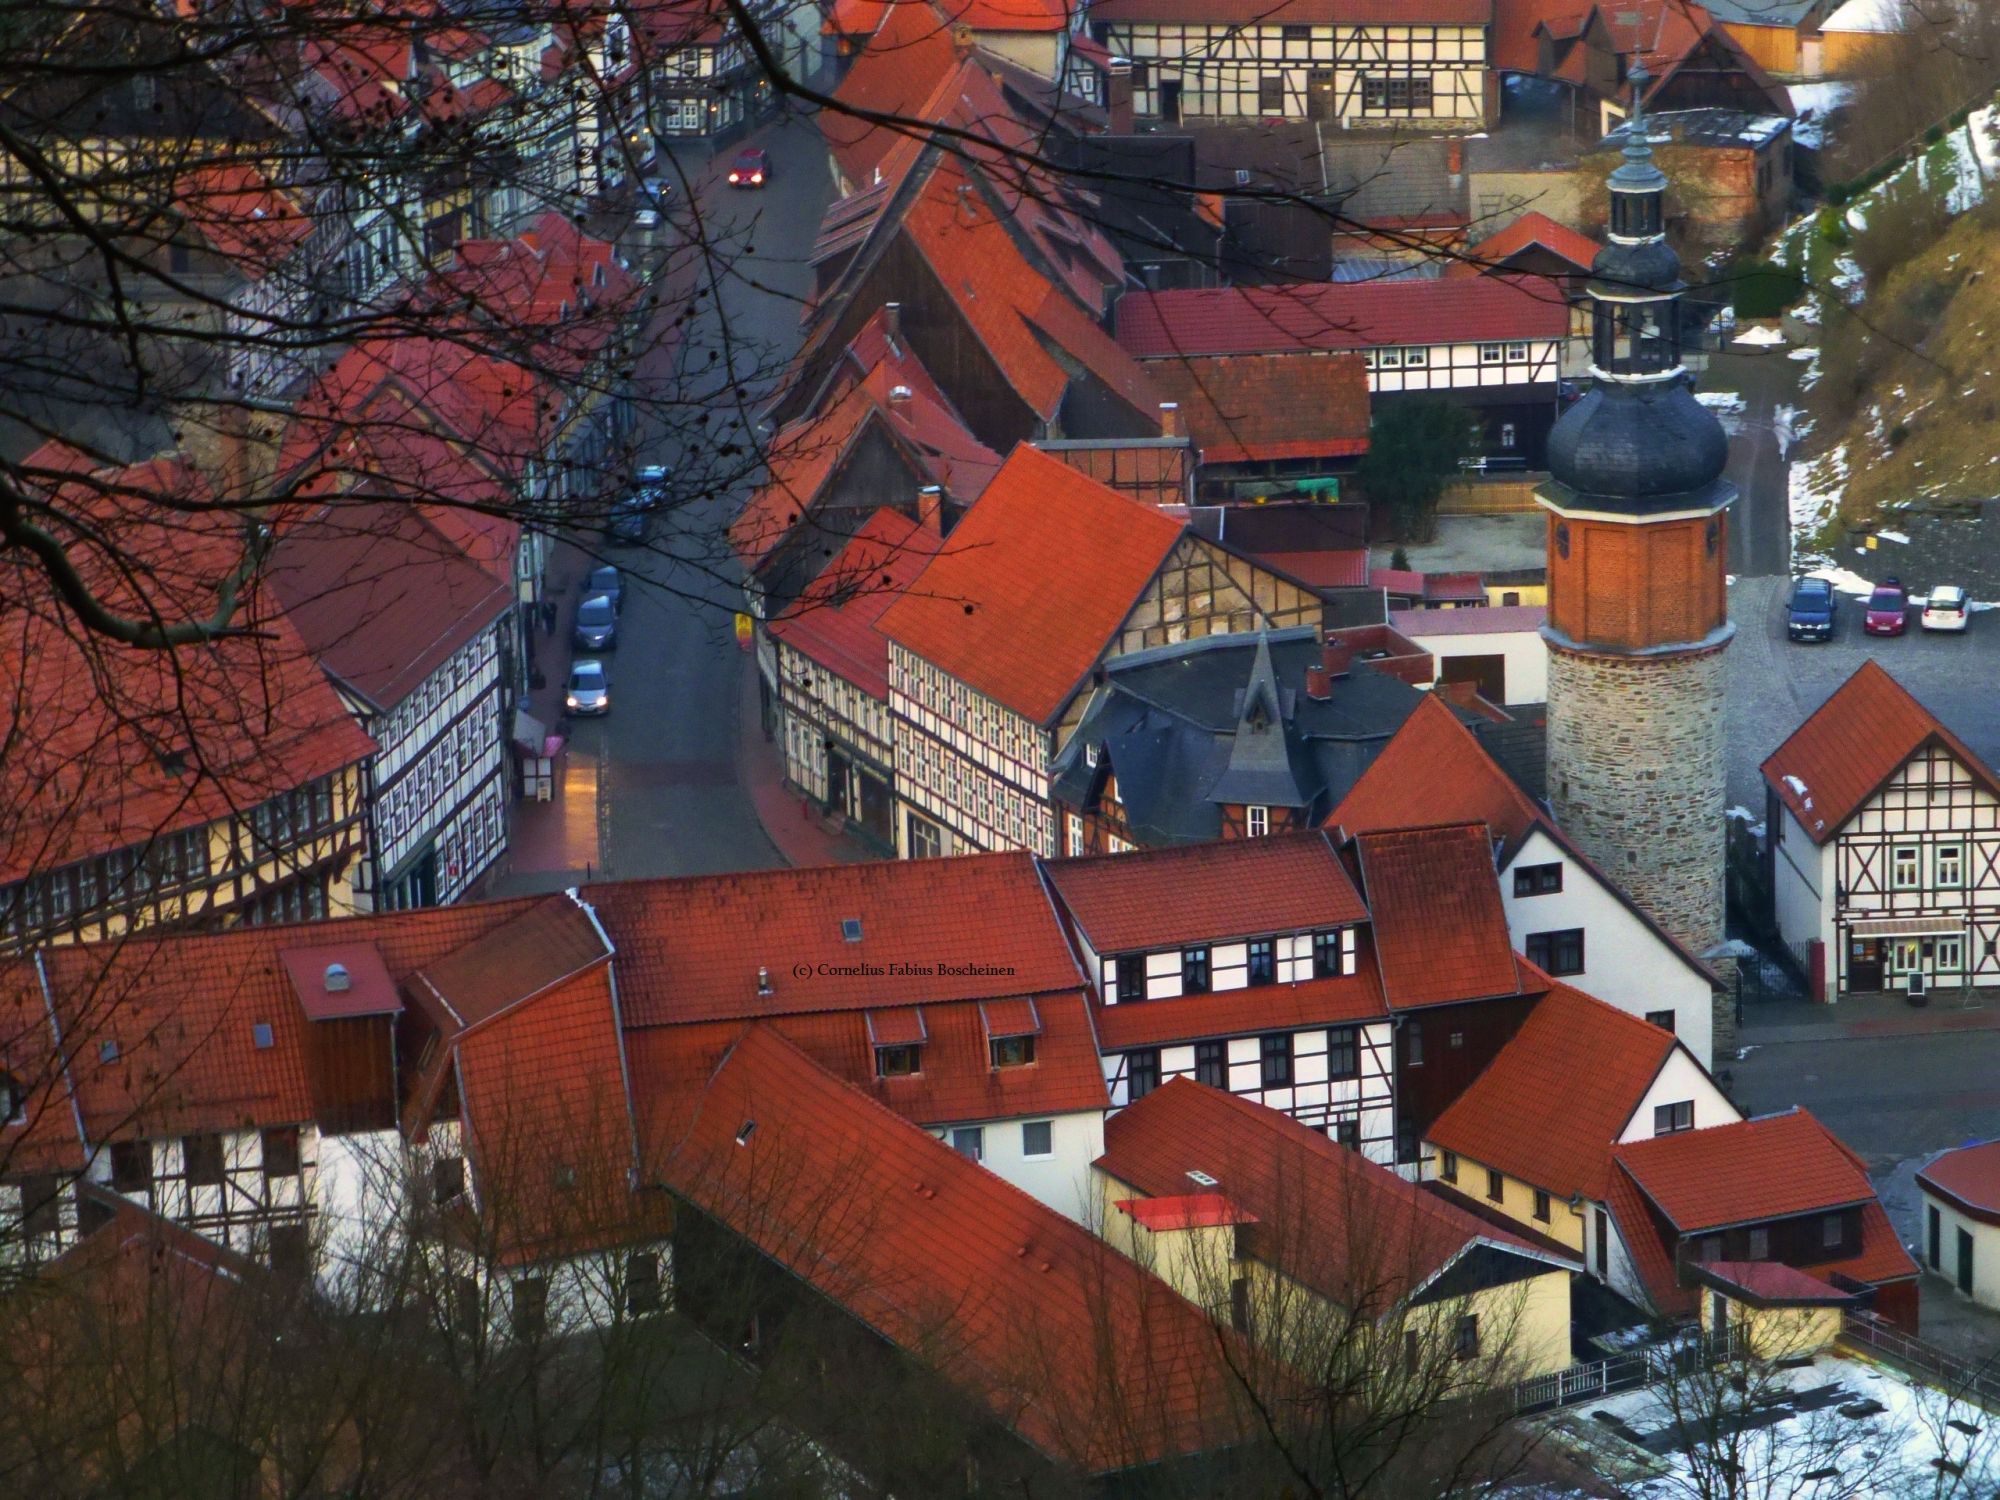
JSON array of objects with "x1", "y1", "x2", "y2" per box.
[
  {"x1": 1761, "y1": 660, "x2": 1997, "y2": 844},
  {"x1": 1117, "y1": 278, "x2": 1570, "y2": 359},
  {"x1": 582, "y1": 852, "x2": 1084, "y2": 1025},
  {"x1": 1043, "y1": 828, "x2": 1366, "y2": 953},
  {"x1": 1353, "y1": 825, "x2": 1522, "y2": 1008},
  {"x1": 876, "y1": 445, "x2": 1186, "y2": 727},
  {"x1": 1145, "y1": 353, "x2": 1371, "y2": 465},
  {"x1": 1099, "y1": 1079, "x2": 1564, "y2": 1314},
  {"x1": 766, "y1": 509, "x2": 944, "y2": 699},
  {"x1": 1049, "y1": 629, "x2": 1436, "y2": 845},
  {"x1": 1321, "y1": 136, "x2": 1467, "y2": 226},
  {"x1": 648, "y1": 1027, "x2": 1255, "y2": 1473},
  {"x1": 1426, "y1": 979, "x2": 1681, "y2": 1201}
]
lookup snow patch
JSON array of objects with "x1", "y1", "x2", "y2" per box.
[
  {"x1": 1788, "y1": 346, "x2": 1819, "y2": 361},
  {"x1": 1695, "y1": 391, "x2": 1746, "y2": 414},
  {"x1": 1876, "y1": 528, "x2": 1910, "y2": 543},
  {"x1": 1733, "y1": 324, "x2": 1786, "y2": 347}
]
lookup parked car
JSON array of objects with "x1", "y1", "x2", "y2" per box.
[
  {"x1": 635, "y1": 463, "x2": 670, "y2": 496},
  {"x1": 1863, "y1": 578, "x2": 1908, "y2": 637},
  {"x1": 632, "y1": 177, "x2": 671, "y2": 229},
  {"x1": 573, "y1": 594, "x2": 618, "y2": 651},
  {"x1": 566, "y1": 660, "x2": 610, "y2": 716},
  {"x1": 1922, "y1": 584, "x2": 1971, "y2": 633},
  {"x1": 587, "y1": 564, "x2": 623, "y2": 613},
  {"x1": 1786, "y1": 576, "x2": 1837, "y2": 642},
  {"x1": 727, "y1": 147, "x2": 769, "y2": 188},
  {"x1": 608, "y1": 495, "x2": 649, "y2": 545}
]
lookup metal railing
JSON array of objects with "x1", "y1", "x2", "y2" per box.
[
  {"x1": 1513, "y1": 1326, "x2": 1741, "y2": 1415},
  {"x1": 1840, "y1": 1311, "x2": 2000, "y2": 1408}
]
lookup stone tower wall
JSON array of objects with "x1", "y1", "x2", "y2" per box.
[{"x1": 1546, "y1": 637, "x2": 1728, "y2": 966}]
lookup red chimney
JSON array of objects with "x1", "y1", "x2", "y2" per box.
[
  {"x1": 1446, "y1": 137, "x2": 1464, "y2": 176},
  {"x1": 1158, "y1": 401, "x2": 1181, "y2": 438},
  {"x1": 1106, "y1": 58, "x2": 1135, "y2": 135},
  {"x1": 883, "y1": 301, "x2": 902, "y2": 348},
  {"x1": 916, "y1": 484, "x2": 944, "y2": 533},
  {"x1": 1305, "y1": 664, "x2": 1332, "y2": 701},
  {"x1": 1323, "y1": 632, "x2": 1354, "y2": 677}
]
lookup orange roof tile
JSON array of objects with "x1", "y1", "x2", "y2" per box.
[
  {"x1": 627, "y1": 989, "x2": 1107, "y2": 1131},
  {"x1": 1354, "y1": 824, "x2": 1521, "y2": 1008},
  {"x1": 0, "y1": 958, "x2": 87, "y2": 1175},
  {"x1": 1761, "y1": 660, "x2": 1996, "y2": 844},
  {"x1": 1918, "y1": 1139, "x2": 2000, "y2": 1223},
  {"x1": 1101, "y1": 1079, "x2": 1563, "y2": 1312},
  {"x1": 582, "y1": 852, "x2": 1084, "y2": 1025},
  {"x1": 766, "y1": 509, "x2": 945, "y2": 698},
  {"x1": 1094, "y1": 969, "x2": 1389, "y2": 1051},
  {"x1": 173, "y1": 163, "x2": 312, "y2": 277},
  {"x1": 822, "y1": 1, "x2": 962, "y2": 187},
  {"x1": 1469, "y1": 210, "x2": 1599, "y2": 272},
  {"x1": 1115, "y1": 1192, "x2": 1255, "y2": 1230},
  {"x1": 876, "y1": 445, "x2": 1185, "y2": 725},
  {"x1": 1330, "y1": 695, "x2": 1543, "y2": 853},
  {"x1": 1044, "y1": 830, "x2": 1366, "y2": 953},
  {"x1": 1145, "y1": 353, "x2": 1371, "y2": 465},
  {"x1": 408, "y1": 894, "x2": 611, "y2": 1033},
  {"x1": 1613, "y1": 1108, "x2": 1879, "y2": 1233},
  {"x1": 650, "y1": 1027, "x2": 1253, "y2": 1472},
  {"x1": 1427, "y1": 980, "x2": 1678, "y2": 1201}
]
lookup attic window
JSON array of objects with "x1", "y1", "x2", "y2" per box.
[
  {"x1": 99, "y1": 1039, "x2": 120, "y2": 1064},
  {"x1": 252, "y1": 1022, "x2": 275, "y2": 1050},
  {"x1": 734, "y1": 1120, "x2": 757, "y2": 1147},
  {"x1": 1186, "y1": 1169, "x2": 1218, "y2": 1188},
  {"x1": 841, "y1": 917, "x2": 864, "y2": 943}
]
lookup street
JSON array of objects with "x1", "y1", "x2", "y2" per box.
[{"x1": 1703, "y1": 348, "x2": 1800, "y2": 580}]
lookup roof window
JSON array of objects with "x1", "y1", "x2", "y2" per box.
[{"x1": 841, "y1": 917, "x2": 863, "y2": 943}]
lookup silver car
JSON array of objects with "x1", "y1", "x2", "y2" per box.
[
  {"x1": 573, "y1": 594, "x2": 617, "y2": 651},
  {"x1": 566, "y1": 660, "x2": 609, "y2": 716}
]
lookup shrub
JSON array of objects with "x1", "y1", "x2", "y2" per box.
[
  {"x1": 1827, "y1": 182, "x2": 1853, "y2": 206},
  {"x1": 1889, "y1": 423, "x2": 1911, "y2": 447},
  {"x1": 1925, "y1": 124, "x2": 1946, "y2": 144},
  {"x1": 1729, "y1": 258, "x2": 1806, "y2": 318}
]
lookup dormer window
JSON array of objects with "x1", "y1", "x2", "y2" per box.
[
  {"x1": 876, "y1": 1044, "x2": 921, "y2": 1077},
  {"x1": 1116, "y1": 958, "x2": 1147, "y2": 1004},
  {"x1": 991, "y1": 1035, "x2": 1035, "y2": 1068},
  {"x1": 0, "y1": 1073, "x2": 21, "y2": 1124},
  {"x1": 1311, "y1": 929, "x2": 1350, "y2": 979}
]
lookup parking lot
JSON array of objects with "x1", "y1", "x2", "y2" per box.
[{"x1": 1724, "y1": 574, "x2": 2000, "y2": 813}]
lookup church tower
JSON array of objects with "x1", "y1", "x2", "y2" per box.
[{"x1": 1541, "y1": 66, "x2": 1734, "y2": 975}]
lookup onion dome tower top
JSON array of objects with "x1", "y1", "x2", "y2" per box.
[{"x1": 1543, "y1": 64, "x2": 1733, "y2": 516}]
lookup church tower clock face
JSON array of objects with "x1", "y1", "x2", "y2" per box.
[{"x1": 1536, "y1": 62, "x2": 1735, "y2": 991}]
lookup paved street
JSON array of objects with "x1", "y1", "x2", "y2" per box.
[{"x1": 1703, "y1": 349, "x2": 1801, "y2": 580}]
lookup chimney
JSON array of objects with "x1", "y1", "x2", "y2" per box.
[
  {"x1": 883, "y1": 301, "x2": 902, "y2": 350},
  {"x1": 889, "y1": 384, "x2": 913, "y2": 403},
  {"x1": 1323, "y1": 631, "x2": 1354, "y2": 677},
  {"x1": 1106, "y1": 57, "x2": 1135, "y2": 135},
  {"x1": 1446, "y1": 136, "x2": 1464, "y2": 177},
  {"x1": 1158, "y1": 401, "x2": 1181, "y2": 439},
  {"x1": 951, "y1": 20, "x2": 974, "y2": 57},
  {"x1": 756, "y1": 966, "x2": 774, "y2": 997},
  {"x1": 323, "y1": 962, "x2": 351, "y2": 993},
  {"x1": 917, "y1": 484, "x2": 945, "y2": 533},
  {"x1": 1305, "y1": 664, "x2": 1332, "y2": 701}
]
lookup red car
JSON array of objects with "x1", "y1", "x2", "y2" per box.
[
  {"x1": 1864, "y1": 579, "x2": 1908, "y2": 636},
  {"x1": 727, "y1": 147, "x2": 769, "y2": 188}
]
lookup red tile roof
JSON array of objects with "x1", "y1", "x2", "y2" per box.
[
  {"x1": 1354, "y1": 824, "x2": 1522, "y2": 1008},
  {"x1": 408, "y1": 894, "x2": 611, "y2": 1034},
  {"x1": 1426, "y1": 980, "x2": 1679, "y2": 1201},
  {"x1": 935, "y1": 0, "x2": 1070, "y2": 31},
  {"x1": 650, "y1": 1027, "x2": 1253, "y2": 1472},
  {"x1": 265, "y1": 499, "x2": 513, "y2": 710},
  {"x1": 1370, "y1": 567, "x2": 1425, "y2": 596},
  {"x1": 0, "y1": 444, "x2": 375, "y2": 884},
  {"x1": 876, "y1": 445, "x2": 1186, "y2": 726},
  {"x1": 174, "y1": 163, "x2": 312, "y2": 277},
  {"x1": 1469, "y1": 210, "x2": 1600, "y2": 273},
  {"x1": 1091, "y1": 0, "x2": 1488, "y2": 19},
  {"x1": 627, "y1": 989, "x2": 1108, "y2": 1131},
  {"x1": 583, "y1": 852, "x2": 1084, "y2": 1025},
  {"x1": 1761, "y1": 660, "x2": 1996, "y2": 844},
  {"x1": 1820, "y1": 1201, "x2": 1921, "y2": 1287},
  {"x1": 1614, "y1": 1109, "x2": 1876, "y2": 1233},
  {"x1": 1094, "y1": 969, "x2": 1389, "y2": 1050},
  {"x1": 766, "y1": 509, "x2": 944, "y2": 699},
  {"x1": 1146, "y1": 353, "x2": 1371, "y2": 465},
  {"x1": 279, "y1": 942, "x2": 403, "y2": 1021},
  {"x1": 1331, "y1": 694, "x2": 1543, "y2": 853},
  {"x1": 1248, "y1": 549, "x2": 1370, "y2": 588},
  {"x1": 1100, "y1": 1079, "x2": 1561, "y2": 1312},
  {"x1": 1392, "y1": 603, "x2": 1548, "y2": 636},
  {"x1": 0, "y1": 958, "x2": 87, "y2": 1175},
  {"x1": 982, "y1": 996, "x2": 1042, "y2": 1038},
  {"x1": 1697, "y1": 1260, "x2": 1858, "y2": 1306},
  {"x1": 1115, "y1": 1192, "x2": 1256, "y2": 1230},
  {"x1": 822, "y1": 1, "x2": 963, "y2": 187},
  {"x1": 1918, "y1": 1140, "x2": 2000, "y2": 1224},
  {"x1": 1045, "y1": 830, "x2": 1367, "y2": 953},
  {"x1": 1116, "y1": 277, "x2": 1569, "y2": 359}
]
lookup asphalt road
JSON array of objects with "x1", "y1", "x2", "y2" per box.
[
  {"x1": 1702, "y1": 348, "x2": 1802, "y2": 580},
  {"x1": 558, "y1": 110, "x2": 835, "y2": 880}
]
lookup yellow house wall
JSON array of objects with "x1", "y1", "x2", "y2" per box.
[
  {"x1": 1701, "y1": 1292, "x2": 1841, "y2": 1358},
  {"x1": 1403, "y1": 1264, "x2": 1574, "y2": 1381},
  {"x1": 1484, "y1": 582, "x2": 1549, "y2": 606},
  {"x1": 1720, "y1": 19, "x2": 1800, "y2": 74},
  {"x1": 1822, "y1": 30, "x2": 1893, "y2": 77},
  {"x1": 1432, "y1": 1147, "x2": 1586, "y2": 1254}
]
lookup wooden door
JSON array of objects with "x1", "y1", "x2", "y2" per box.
[
  {"x1": 1594, "y1": 1207, "x2": 1608, "y2": 1277},
  {"x1": 1959, "y1": 1227, "x2": 1975, "y2": 1295},
  {"x1": 1307, "y1": 70, "x2": 1336, "y2": 122},
  {"x1": 1848, "y1": 937, "x2": 1883, "y2": 992}
]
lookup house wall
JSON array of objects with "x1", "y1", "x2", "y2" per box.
[
  {"x1": 1394, "y1": 993, "x2": 1541, "y2": 1157},
  {"x1": 82, "y1": 1123, "x2": 319, "y2": 1262},
  {"x1": 1468, "y1": 170, "x2": 1587, "y2": 238},
  {"x1": 1359, "y1": 337, "x2": 1560, "y2": 396},
  {"x1": 1410, "y1": 1260, "x2": 1573, "y2": 1380},
  {"x1": 1918, "y1": 1185, "x2": 2000, "y2": 1312},
  {"x1": 1615, "y1": 1049, "x2": 1739, "y2": 1142},
  {"x1": 1769, "y1": 797, "x2": 1835, "y2": 996},
  {"x1": 1409, "y1": 625, "x2": 1548, "y2": 705},
  {"x1": 1094, "y1": 21, "x2": 1488, "y2": 126},
  {"x1": 1430, "y1": 1148, "x2": 1585, "y2": 1253},
  {"x1": 1501, "y1": 827, "x2": 1717, "y2": 1067},
  {"x1": 1701, "y1": 1289, "x2": 1843, "y2": 1357},
  {"x1": 930, "y1": 1109, "x2": 1105, "y2": 1222}
]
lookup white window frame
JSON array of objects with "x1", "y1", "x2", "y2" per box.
[
  {"x1": 1892, "y1": 845, "x2": 1921, "y2": 890},
  {"x1": 1499, "y1": 422, "x2": 1517, "y2": 449},
  {"x1": 1021, "y1": 1120, "x2": 1054, "y2": 1159},
  {"x1": 1247, "y1": 805, "x2": 1269, "y2": 837},
  {"x1": 1937, "y1": 935, "x2": 1965, "y2": 972},
  {"x1": 1377, "y1": 347, "x2": 1403, "y2": 369},
  {"x1": 1505, "y1": 341, "x2": 1528, "y2": 360},
  {"x1": 1936, "y1": 842, "x2": 1965, "y2": 889},
  {"x1": 1403, "y1": 346, "x2": 1428, "y2": 369},
  {"x1": 1478, "y1": 343, "x2": 1504, "y2": 364}
]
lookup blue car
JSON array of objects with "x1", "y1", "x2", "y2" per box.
[{"x1": 1787, "y1": 577, "x2": 1836, "y2": 642}]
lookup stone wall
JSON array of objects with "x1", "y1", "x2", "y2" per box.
[{"x1": 1547, "y1": 640, "x2": 1731, "y2": 1050}]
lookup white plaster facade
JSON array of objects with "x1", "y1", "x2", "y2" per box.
[
  {"x1": 930, "y1": 1108, "x2": 1106, "y2": 1222},
  {"x1": 1403, "y1": 621, "x2": 1550, "y2": 705}
]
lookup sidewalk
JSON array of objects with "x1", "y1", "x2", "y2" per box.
[
  {"x1": 1739, "y1": 986, "x2": 2000, "y2": 1047},
  {"x1": 734, "y1": 651, "x2": 877, "y2": 869}
]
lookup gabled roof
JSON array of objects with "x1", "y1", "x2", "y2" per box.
[
  {"x1": 624, "y1": 988, "x2": 1108, "y2": 1131},
  {"x1": 583, "y1": 852, "x2": 1083, "y2": 1025},
  {"x1": 1044, "y1": 829, "x2": 1367, "y2": 953},
  {"x1": 1427, "y1": 979, "x2": 1683, "y2": 1202},
  {"x1": 650, "y1": 1027, "x2": 1253, "y2": 1473},
  {"x1": 766, "y1": 509, "x2": 944, "y2": 699},
  {"x1": 1145, "y1": 353, "x2": 1371, "y2": 465},
  {"x1": 1331, "y1": 695, "x2": 1543, "y2": 854},
  {"x1": 1353, "y1": 824, "x2": 1522, "y2": 1008},
  {"x1": 877, "y1": 445, "x2": 1186, "y2": 726},
  {"x1": 407, "y1": 894, "x2": 613, "y2": 1035},
  {"x1": 173, "y1": 163, "x2": 311, "y2": 277},
  {"x1": 1116, "y1": 277, "x2": 1570, "y2": 360},
  {"x1": 1467, "y1": 210, "x2": 1600, "y2": 274},
  {"x1": 1761, "y1": 660, "x2": 1998, "y2": 844},
  {"x1": 1100, "y1": 1079, "x2": 1566, "y2": 1313},
  {"x1": 1612, "y1": 1108, "x2": 1878, "y2": 1234},
  {"x1": 821, "y1": 1, "x2": 966, "y2": 188}
]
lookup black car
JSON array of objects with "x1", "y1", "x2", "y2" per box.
[
  {"x1": 573, "y1": 594, "x2": 618, "y2": 651},
  {"x1": 607, "y1": 495, "x2": 649, "y2": 545},
  {"x1": 587, "y1": 564, "x2": 623, "y2": 613},
  {"x1": 1786, "y1": 576, "x2": 1836, "y2": 642}
]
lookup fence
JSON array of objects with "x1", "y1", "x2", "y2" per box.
[
  {"x1": 1840, "y1": 1311, "x2": 2000, "y2": 1409},
  {"x1": 1437, "y1": 476, "x2": 1542, "y2": 515},
  {"x1": 1513, "y1": 1326, "x2": 1740, "y2": 1415}
]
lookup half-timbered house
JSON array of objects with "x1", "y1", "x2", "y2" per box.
[
  {"x1": 1117, "y1": 279, "x2": 1569, "y2": 466},
  {"x1": 1087, "y1": 0, "x2": 1494, "y2": 128},
  {"x1": 1764, "y1": 661, "x2": 2000, "y2": 1004},
  {"x1": 877, "y1": 445, "x2": 1325, "y2": 859}
]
